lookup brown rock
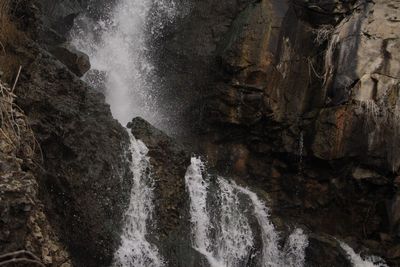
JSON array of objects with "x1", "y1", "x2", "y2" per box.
[
  {"x1": 388, "y1": 244, "x2": 400, "y2": 259},
  {"x1": 50, "y1": 43, "x2": 91, "y2": 77}
]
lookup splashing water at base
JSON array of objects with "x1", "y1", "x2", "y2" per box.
[
  {"x1": 113, "y1": 131, "x2": 163, "y2": 267},
  {"x1": 282, "y1": 228, "x2": 309, "y2": 267},
  {"x1": 340, "y1": 242, "x2": 388, "y2": 267},
  {"x1": 185, "y1": 157, "x2": 309, "y2": 267}
]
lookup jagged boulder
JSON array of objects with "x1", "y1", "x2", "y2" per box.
[{"x1": 50, "y1": 43, "x2": 91, "y2": 77}]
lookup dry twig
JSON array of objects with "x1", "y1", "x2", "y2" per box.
[{"x1": 0, "y1": 250, "x2": 45, "y2": 266}]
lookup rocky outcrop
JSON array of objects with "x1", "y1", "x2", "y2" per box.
[
  {"x1": 0, "y1": 1, "x2": 133, "y2": 266},
  {"x1": 50, "y1": 43, "x2": 90, "y2": 77},
  {"x1": 14, "y1": 44, "x2": 132, "y2": 266},
  {"x1": 128, "y1": 117, "x2": 203, "y2": 266},
  {"x1": 315, "y1": 0, "x2": 400, "y2": 169},
  {"x1": 306, "y1": 234, "x2": 351, "y2": 267}
]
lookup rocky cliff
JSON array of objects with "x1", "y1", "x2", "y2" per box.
[
  {"x1": 154, "y1": 0, "x2": 400, "y2": 265},
  {"x1": 1, "y1": 0, "x2": 400, "y2": 266},
  {"x1": 1, "y1": 0, "x2": 132, "y2": 266}
]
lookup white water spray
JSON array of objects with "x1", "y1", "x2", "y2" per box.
[
  {"x1": 185, "y1": 157, "x2": 309, "y2": 267},
  {"x1": 71, "y1": 0, "x2": 177, "y2": 128},
  {"x1": 184, "y1": 157, "x2": 213, "y2": 259},
  {"x1": 215, "y1": 177, "x2": 254, "y2": 267},
  {"x1": 113, "y1": 132, "x2": 163, "y2": 267},
  {"x1": 339, "y1": 242, "x2": 388, "y2": 267},
  {"x1": 233, "y1": 185, "x2": 281, "y2": 266},
  {"x1": 282, "y1": 228, "x2": 309, "y2": 267}
]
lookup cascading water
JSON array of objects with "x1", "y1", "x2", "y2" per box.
[
  {"x1": 68, "y1": 1, "x2": 392, "y2": 266},
  {"x1": 215, "y1": 177, "x2": 254, "y2": 266},
  {"x1": 71, "y1": 0, "x2": 177, "y2": 266},
  {"x1": 71, "y1": 0, "x2": 177, "y2": 129},
  {"x1": 339, "y1": 242, "x2": 388, "y2": 267},
  {"x1": 113, "y1": 132, "x2": 163, "y2": 267},
  {"x1": 184, "y1": 158, "x2": 217, "y2": 265},
  {"x1": 185, "y1": 157, "x2": 309, "y2": 267}
]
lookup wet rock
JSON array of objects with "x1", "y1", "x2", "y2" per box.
[
  {"x1": 149, "y1": 0, "x2": 254, "y2": 131},
  {"x1": 128, "y1": 117, "x2": 202, "y2": 266},
  {"x1": 50, "y1": 43, "x2": 91, "y2": 77},
  {"x1": 305, "y1": 234, "x2": 351, "y2": 267},
  {"x1": 390, "y1": 193, "x2": 400, "y2": 237}
]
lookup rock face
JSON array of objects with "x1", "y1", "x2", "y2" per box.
[
  {"x1": 0, "y1": 80, "x2": 71, "y2": 267},
  {"x1": 154, "y1": 0, "x2": 400, "y2": 265},
  {"x1": 0, "y1": 1, "x2": 132, "y2": 266},
  {"x1": 150, "y1": 0, "x2": 254, "y2": 133},
  {"x1": 0, "y1": 154, "x2": 72, "y2": 267},
  {"x1": 14, "y1": 45, "x2": 132, "y2": 266},
  {"x1": 3, "y1": 0, "x2": 400, "y2": 266}
]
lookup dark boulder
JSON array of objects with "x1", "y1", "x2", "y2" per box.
[
  {"x1": 306, "y1": 234, "x2": 351, "y2": 267},
  {"x1": 50, "y1": 43, "x2": 91, "y2": 77}
]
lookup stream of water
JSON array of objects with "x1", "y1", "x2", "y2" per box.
[
  {"x1": 113, "y1": 132, "x2": 163, "y2": 267},
  {"x1": 71, "y1": 0, "x2": 175, "y2": 265},
  {"x1": 340, "y1": 242, "x2": 388, "y2": 267},
  {"x1": 185, "y1": 157, "x2": 309, "y2": 267}
]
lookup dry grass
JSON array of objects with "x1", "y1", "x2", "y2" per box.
[
  {"x1": 312, "y1": 24, "x2": 335, "y2": 45},
  {"x1": 0, "y1": 78, "x2": 39, "y2": 161}
]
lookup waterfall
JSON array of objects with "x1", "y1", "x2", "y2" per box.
[
  {"x1": 339, "y1": 242, "x2": 388, "y2": 267},
  {"x1": 184, "y1": 157, "x2": 214, "y2": 260},
  {"x1": 185, "y1": 157, "x2": 309, "y2": 267},
  {"x1": 71, "y1": 0, "x2": 177, "y2": 129},
  {"x1": 71, "y1": 1, "x2": 176, "y2": 266},
  {"x1": 215, "y1": 177, "x2": 254, "y2": 266},
  {"x1": 113, "y1": 132, "x2": 163, "y2": 267}
]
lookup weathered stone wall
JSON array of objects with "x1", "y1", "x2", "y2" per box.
[{"x1": 154, "y1": 0, "x2": 400, "y2": 264}]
